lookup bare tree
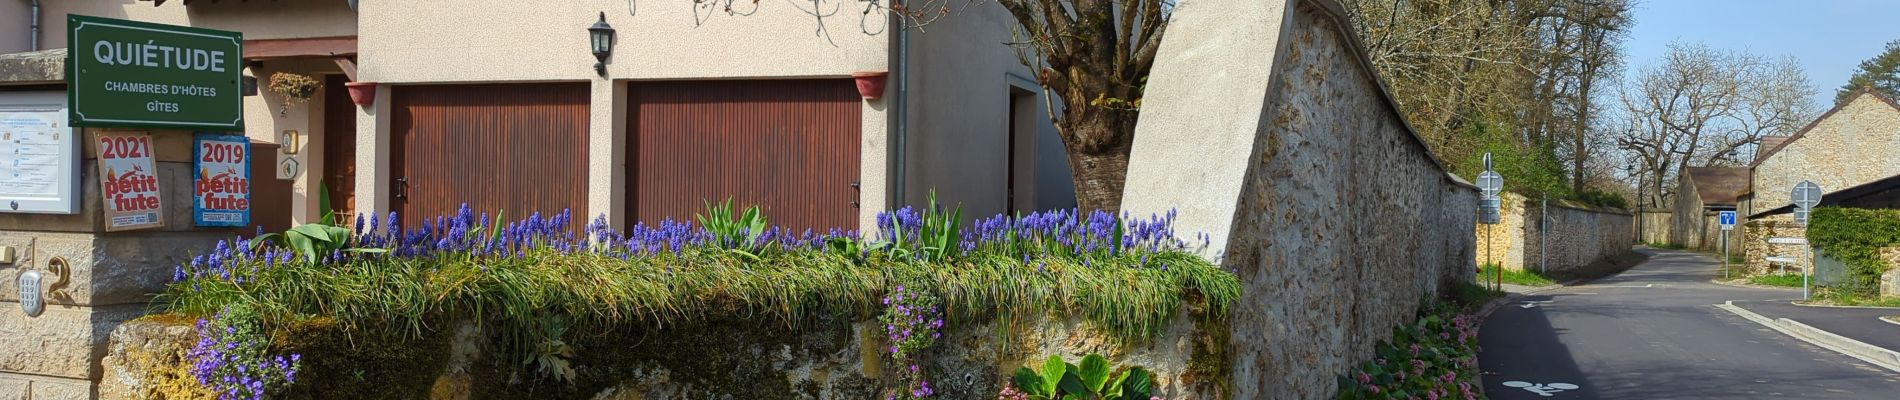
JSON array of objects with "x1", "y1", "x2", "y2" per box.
[{"x1": 1615, "y1": 42, "x2": 1815, "y2": 206}]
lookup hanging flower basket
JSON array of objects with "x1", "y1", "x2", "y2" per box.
[
  {"x1": 267, "y1": 72, "x2": 320, "y2": 106},
  {"x1": 344, "y1": 82, "x2": 377, "y2": 106},
  {"x1": 853, "y1": 71, "x2": 889, "y2": 100}
]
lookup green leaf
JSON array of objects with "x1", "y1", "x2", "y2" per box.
[
  {"x1": 1077, "y1": 354, "x2": 1111, "y2": 393},
  {"x1": 1120, "y1": 367, "x2": 1152, "y2": 399},
  {"x1": 316, "y1": 182, "x2": 334, "y2": 226},
  {"x1": 1039, "y1": 356, "x2": 1066, "y2": 394},
  {"x1": 1014, "y1": 367, "x2": 1050, "y2": 397},
  {"x1": 290, "y1": 224, "x2": 336, "y2": 244},
  {"x1": 1056, "y1": 371, "x2": 1089, "y2": 396},
  {"x1": 249, "y1": 233, "x2": 282, "y2": 250},
  {"x1": 287, "y1": 230, "x2": 318, "y2": 264}
]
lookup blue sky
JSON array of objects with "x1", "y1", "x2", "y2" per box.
[{"x1": 1623, "y1": 0, "x2": 1900, "y2": 107}]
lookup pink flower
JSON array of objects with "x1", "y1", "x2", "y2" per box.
[{"x1": 1356, "y1": 371, "x2": 1372, "y2": 384}]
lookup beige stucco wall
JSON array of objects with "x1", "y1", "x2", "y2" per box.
[
  {"x1": 354, "y1": 1, "x2": 894, "y2": 231},
  {"x1": 902, "y1": 3, "x2": 1074, "y2": 215},
  {"x1": 1752, "y1": 93, "x2": 1900, "y2": 212},
  {"x1": 26, "y1": 1, "x2": 356, "y2": 50},
  {"x1": 0, "y1": 1, "x2": 28, "y2": 53}
]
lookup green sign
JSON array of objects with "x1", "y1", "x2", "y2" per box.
[{"x1": 67, "y1": 15, "x2": 243, "y2": 131}]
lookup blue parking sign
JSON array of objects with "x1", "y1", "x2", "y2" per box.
[{"x1": 1718, "y1": 211, "x2": 1736, "y2": 229}]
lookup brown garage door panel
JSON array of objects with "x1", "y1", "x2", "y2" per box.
[
  {"x1": 392, "y1": 83, "x2": 590, "y2": 230},
  {"x1": 630, "y1": 79, "x2": 861, "y2": 232}
]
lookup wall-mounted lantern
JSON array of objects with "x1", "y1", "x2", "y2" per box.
[{"x1": 588, "y1": 12, "x2": 616, "y2": 77}]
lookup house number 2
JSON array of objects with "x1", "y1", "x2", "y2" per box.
[{"x1": 18, "y1": 269, "x2": 42, "y2": 317}]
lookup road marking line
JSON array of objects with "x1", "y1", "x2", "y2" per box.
[{"x1": 1592, "y1": 283, "x2": 1657, "y2": 288}]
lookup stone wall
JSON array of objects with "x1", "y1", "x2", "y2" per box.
[
  {"x1": 1474, "y1": 192, "x2": 1530, "y2": 271},
  {"x1": 1636, "y1": 209, "x2": 1672, "y2": 245},
  {"x1": 1521, "y1": 202, "x2": 1634, "y2": 278},
  {"x1": 1742, "y1": 217, "x2": 1808, "y2": 275},
  {"x1": 0, "y1": 129, "x2": 269, "y2": 400},
  {"x1": 1473, "y1": 194, "x2": 1635, "y2": 276},
  {"x1": 101, "y1": 313, "x2": 1217, "y2": 400},
  {"x1": 1120, "y1": 0, "x2": 1478, "y2": 398}
]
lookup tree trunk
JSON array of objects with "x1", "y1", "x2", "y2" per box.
[{"x1": 1065, "y1": 131, "x2": 1133, "y2": 214}]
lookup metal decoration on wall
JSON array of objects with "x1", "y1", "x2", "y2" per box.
[{"x1": 278, "y1": 156, "x2": 300, "y2": 180}]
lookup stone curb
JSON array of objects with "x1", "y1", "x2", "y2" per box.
[
  {"x1": 1787, "y1": 301, "x2": 1900, "y2": 310},
  {"x1": 1882, "y1": 316, "x2": 1900, "y2": 327},
  {"x1": 1715, "y1": 301, "x2": 1900, "y2": 374}
]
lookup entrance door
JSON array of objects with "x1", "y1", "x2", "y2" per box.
[
  {"x1": 627, "y1": 79, "x2": 860, "y2": 232},
  {"x1": 321, "y1": 75, "x2": 357, "y2": 220},
  {"x1": 390, "y1": 83, "x2": 590, "y2": 229}
]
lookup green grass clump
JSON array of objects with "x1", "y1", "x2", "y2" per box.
[
  {"x1": 1803, "y1": 287, "x2": 1900, "y2": 308},
  {"x1": 1477, "y1": 264, "x2": 1556, "y2": 287},
  {"x1": 1449, "y1": 281, "x2": 1505, "y2": 309},
  {"x1": 1745, "y1": 273, "x2": 1805, "y2": 287}
]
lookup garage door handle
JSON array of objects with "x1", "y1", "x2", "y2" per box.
[
  {"x1": 851, "y1": 180, "x2": 860, "y2": 208},
  {"x1": 394, "y1": 177, "x2": 409, "y2": 200}
]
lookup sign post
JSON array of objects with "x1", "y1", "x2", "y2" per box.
[
  {"x1": 1792, "y1": 181, "x2": 1822, "y2": 300},
  {"x1": 1476, "y1": 153, "x2": 1504, "y2": 290},
  {"x1": 66, "y1": 15, "x2": 244, "y2": 130},
  {"x1": 1719, "y1": 210, "x2": 1736, "y2": 279}
]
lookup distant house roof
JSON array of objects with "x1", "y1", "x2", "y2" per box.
[
  {"x1": 1750, "y1": 88, "x2": 1900, "y2": 167},
  {"x1": 1685, "y1": 167, "x2": 1751, "y2": 206},
  {"x1": 1751, "y1": 172, "x2": 1900, "y2": 218}
]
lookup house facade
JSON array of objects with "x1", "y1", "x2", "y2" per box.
[
  {"x1": 1669, "y1": 166, "x2": 1748, "y2": 251},
  {"x1": 1737, "y1": 89, "x2": 1900, "y2": 273},
  {"x1": 0, "y1": 1, "x2": 1071, "y2": 398},
  {"x1": 348, "y1": 1, "x2": 1074, "y2": 233}
]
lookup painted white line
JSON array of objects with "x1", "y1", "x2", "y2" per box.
[
  {"x1": 1716, "y1": 301, "x2": 1900, "y2": 374},
  {"x1": 1519, "y1": 300, "x2": 1555, "y2": 309},
  {"x1": 1591, "y1": 284, "x2": 1657, "y2": 288}
]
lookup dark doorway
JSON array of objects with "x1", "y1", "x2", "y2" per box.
[{"x1": 321, "y1": 74, "x2": 357, "y2": 220}]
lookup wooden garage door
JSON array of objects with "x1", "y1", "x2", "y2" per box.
[
  {"x1": 391, "y1": 83, "x2": 589, "y2": 230},
  {"x1": 629, "y1": 79, "x2": 860, "y2": 232}
]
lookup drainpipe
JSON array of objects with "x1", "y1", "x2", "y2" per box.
[
  {"x1": 892, "y1": 21, "x2": 910, "y2": 208},
  {"x1": 29, "y1": 0, "x2": 41, "y2": 51}
]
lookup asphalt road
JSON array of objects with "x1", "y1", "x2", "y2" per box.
[{"x1": 1478, "y1": 248, "x2": 1900, "y2": 399}]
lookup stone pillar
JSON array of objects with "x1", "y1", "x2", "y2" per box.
[
  {"x1": 2, "y1": 129, "x2": 236, "y2": 399},
  {"x1": 585, "y1": 79, "x2": 627, "y2": 230}
]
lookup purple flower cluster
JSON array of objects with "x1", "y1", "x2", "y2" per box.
[
  {"x1": 186, "y1": 313, "x2": 300, "y2": 400},
  {"x1": 954, "y1": 208, "x2": 1201, "y2": 261},
  {"x1": 174, "y1": 201, "x2": 1203, "y2": 287},
  {"x1": 880, "y1": 285, "x2": 942, "y2": 399}
]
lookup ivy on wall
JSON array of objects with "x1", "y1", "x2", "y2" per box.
[{"x1": 1807, "y1": 207, "x2": 1900, "y2": 294}]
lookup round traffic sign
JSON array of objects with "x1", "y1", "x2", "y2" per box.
[{"x1": 1792, "y1": 181, "x2": 1822, "y2": 209}]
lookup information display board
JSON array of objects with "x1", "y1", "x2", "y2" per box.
[{"x1": 0, "y1": 92, "x2": 80, "y2": 214}]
